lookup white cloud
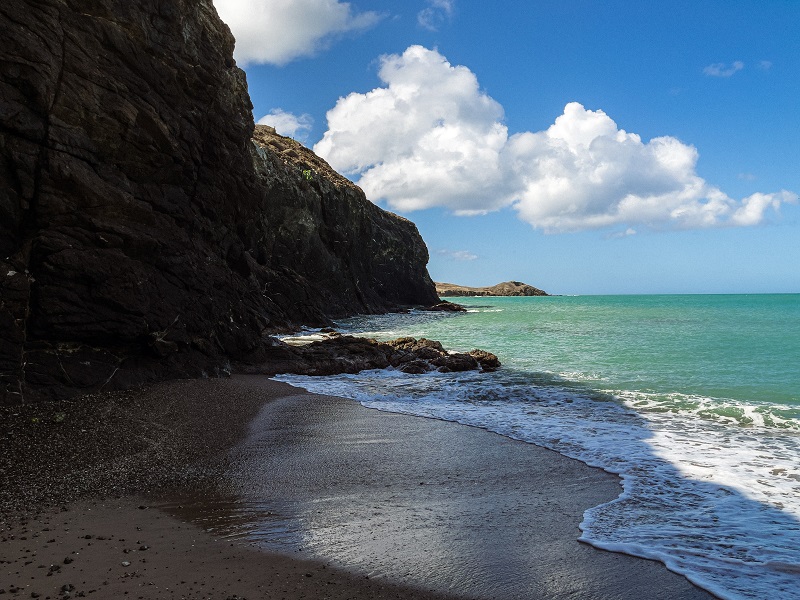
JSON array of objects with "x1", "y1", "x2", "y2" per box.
[
  {"x1": 437, "y1": 249, "x2": 478, "y2": 261},
  {"x1": 213, "y1": 0, "x2": 382, "y2": 66},
  {"x1": 257, "y1": 109, "x2": 313, "y2": 139},
  {"x1": 315, "y1": 46, "x2": 511, "y2": 214},
  {"x1": 314, "y1": 46, "x2": 797, "y2": 233},
  {"x1": 730, "y1": 191, "x2": 797, "y2": 227},
  {"x1": 703, "y1": 61, "x2": 744, "y2": 77},
  {"x1": 418, "y1": 0, "x2": 454, "y2": 31},
  {"x1": 607, "y1": 228, "x2": 637, "y2": 239}
]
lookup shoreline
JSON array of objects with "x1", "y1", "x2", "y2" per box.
[{"x1": 1, "y1": 375, "x2": 715, "y2": 599}]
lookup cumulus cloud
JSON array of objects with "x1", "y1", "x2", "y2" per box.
[
  {"x1": 257, "y1": 109, "x2": 313, "y2": 139},
  {"x1": 418, "y1": 0, "x2": 454, "y2": 31},
  {"x1": 213, "y1": 0, "x2": 382, "y2": 66},
  {"x1": 314, "y1": 46, "x2": 797, "y2": 233},
  {"x1": 729, "y1": 191, "x2": 796, "y2": 227},
  {"x1": 437, "y1": 249, "x2": 478, "y2": 261},
  {"x1": 759, "y1": 60, "x2": 773, "y2": 71},
  {"x1": 315, "y1": 46, "x2": 511, "y2": 214},
  {"x1": 703, "y1": 61, "x2": 744, "y2": 77}
]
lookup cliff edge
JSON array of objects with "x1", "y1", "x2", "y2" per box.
[{"x1": 0, "y1": 0, "x2": 438, "y2": 403}]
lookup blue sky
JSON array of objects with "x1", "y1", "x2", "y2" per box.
[{"x1": 213, "y1": 0, "x2": 799, "y2": 294}]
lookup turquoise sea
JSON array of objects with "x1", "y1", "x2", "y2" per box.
[{"x1": 277, "y1": 294, "x2": 800, "y2": 600}]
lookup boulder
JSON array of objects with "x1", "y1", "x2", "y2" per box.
[
  {"x1": 432, "y1": 353, "x2": 480, "y2": 372},
  {"x1": 469, "y1": 349, "x2": 502, "y2": 372},
  {"x1": 247, "y1": 336, "x2": 500, "y2": 377},
  {"x1": 422, "y1": 301, "x2": 468, "y2": 312}
]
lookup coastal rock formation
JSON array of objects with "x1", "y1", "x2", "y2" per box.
[
  {"x1": 248, "y1": 335, "x2": 501, "y2": 376},
  {"x1": 249, "y1": 125, "x2": 438, "y2": 315},
  {"x1": 436, "y1": 281, "x2": 549, "y2": 297},
  {"x1": 420, "y1": 300, "x2": 467, "y2": 312},
  {"x1": 0, "y1": 0, "x2": 438, "y2": 403}
]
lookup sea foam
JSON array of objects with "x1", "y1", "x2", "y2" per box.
[{"x1": 275, "y1": 367, "x2": 800, "y2": 600}]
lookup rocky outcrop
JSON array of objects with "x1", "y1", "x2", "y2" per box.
[
  {"x1": 420, "y1": 301, "x2": 467, "y2": 312},
  {"x1": 246, "y1": 335, "x2": 501, "y2": 377},
  {"x1": 436, "y1": 281, "x2": 549, "y2": 297},
  {"x1": 250, "y1": 125, "x2": 438, "y2": 315},
  {"x1": 0, "y1": 0, "x2": 438, "y2": 404}
]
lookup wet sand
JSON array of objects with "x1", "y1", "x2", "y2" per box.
[
  {"x1": 0, "y1": 496, "x2": 457, "y2": 599},
  {"x1": 1, "y1": 375, "x2": 716, "y2": 599}
]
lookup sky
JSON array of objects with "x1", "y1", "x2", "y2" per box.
[{"x1": 212, "y1": 0, "x2": 800, "y2": 295}]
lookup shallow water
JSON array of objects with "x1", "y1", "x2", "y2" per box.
[
  {"x1": 157, "y1": 389, "x2": 708, "y2": 599},
  {"x1": 277, "y1": 294, "x2": 800, "y2": 600}
]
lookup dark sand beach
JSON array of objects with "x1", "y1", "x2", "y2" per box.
[{"x1": 1, "y1": 375, "x2": 715, "y2": 599}]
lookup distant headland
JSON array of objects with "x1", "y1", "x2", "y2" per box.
[{"x1": 436, "y1": 281, "x2": 549, "y2": 297}]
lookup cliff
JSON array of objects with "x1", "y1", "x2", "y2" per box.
[
  {"x1": 249, "y1": 125, "x2": 436, "y2": 315},
  {"x1": 0, "y1": 0, "x2": 438, "y2": 404},
  {"x1": 436, "y1": 281, "x2": 549, "y2": 297}
]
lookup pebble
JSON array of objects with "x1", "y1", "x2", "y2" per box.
[{"x1": 1, "y1": 382, "x2": 268, "y2": 522}]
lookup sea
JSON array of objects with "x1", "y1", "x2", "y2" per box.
[{"x1": 276, "y1": 294, "x2": 800, "y2": 600}]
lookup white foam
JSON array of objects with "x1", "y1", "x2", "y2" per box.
[
  {"x1": 278, "y1": 327, "x2": 331, "y2": 345},
  {"x1": 275, "y1": 369, "x2": 800, "y2": 600}
]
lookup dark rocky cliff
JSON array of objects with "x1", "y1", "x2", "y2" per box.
[
  {"x1": 250, "y1": 125, "x2": 436, "y2": 316},
  {"x1": 0, "y1": 0, "x2": 438, "y2": 404}
]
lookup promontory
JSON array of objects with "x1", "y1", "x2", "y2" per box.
[{"x1": 436, "y1": 281, "x2": 549, "y2": 297}]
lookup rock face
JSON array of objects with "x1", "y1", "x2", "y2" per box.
[
  {"x1": 0, "y1": 0, "x2": 438, "y2": 404},
  {"x1": 436, "y1": 281, "x2": 549, "y2": 297},
  {"x1": 250, "y1": 125, "x2": 438, "y2": 315},
  {"x1": 246, "y1": 335, "x2": 501, "y2": 377}
]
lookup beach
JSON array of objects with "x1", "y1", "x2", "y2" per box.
[
  {"x1": 2, "y1": 2, "x2": 793, "y2": 598},
  {"x1": 1, "y1": 375, "x2": 713, "y2": 599}
]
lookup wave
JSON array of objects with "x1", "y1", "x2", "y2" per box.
[{"x1": 275, "y1": 368, "x2": 800, "y2": 600}]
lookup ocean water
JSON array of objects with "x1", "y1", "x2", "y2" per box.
[{"x1": 276, "y1": 294, "x2": 800, "y2": 600}]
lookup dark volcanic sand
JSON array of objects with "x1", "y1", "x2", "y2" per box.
[{"x1": 1, "y1": 376, "x2": 715, "y2": 599}]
